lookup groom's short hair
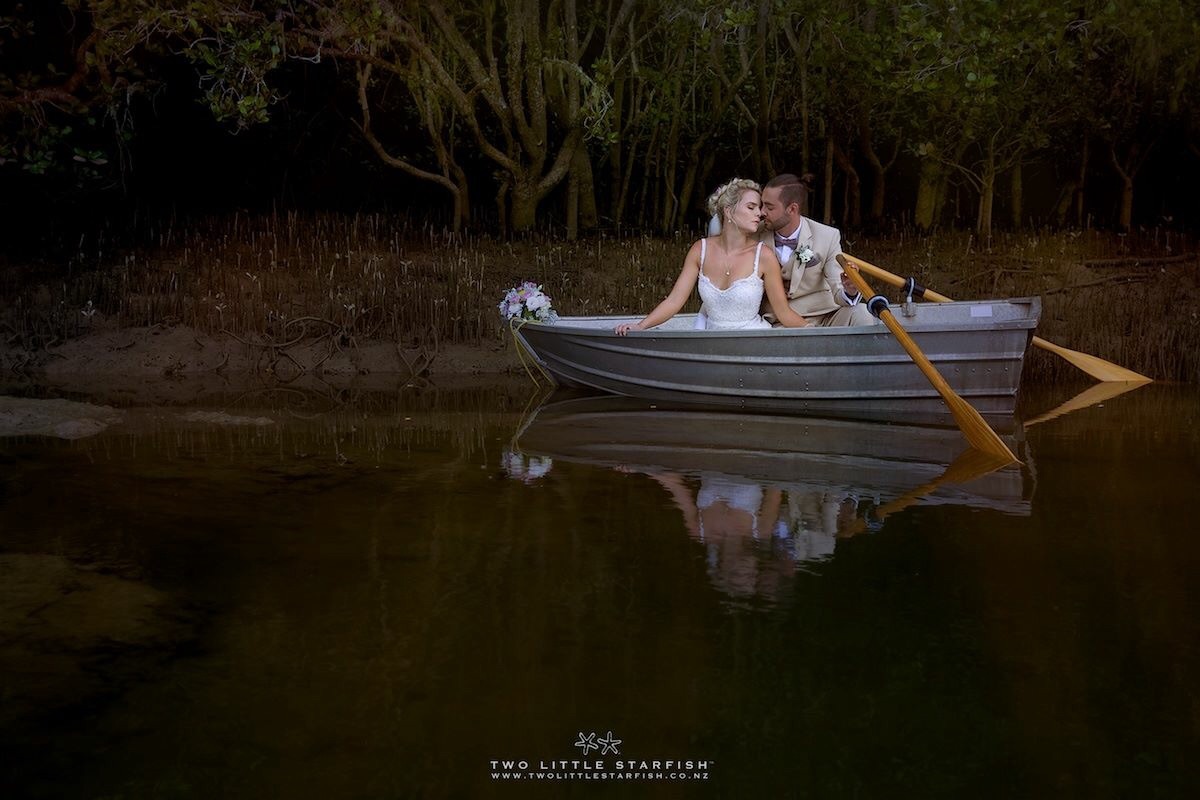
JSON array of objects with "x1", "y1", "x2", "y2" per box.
[{"x1": 765, "y1": 173, "x2": 813, "y2": 214}]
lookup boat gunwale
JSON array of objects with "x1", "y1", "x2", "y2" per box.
[{"x1": 518, "y1": 297, "x2": 1041, "y2": 338}]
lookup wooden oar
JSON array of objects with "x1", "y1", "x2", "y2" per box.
[
  {"x1": 838, "y1": 253, "x2": 1151, "y2": 383},
  {"x1": 837, "y1": 257, "x2": 1018, "y2": 463}
]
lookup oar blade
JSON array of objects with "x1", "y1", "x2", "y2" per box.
[
  {"x1": 839, "y1": 252, "x2": 1150, "y2": 384},
  {"x1": 1031, "y1": 336, "x2": 1152, "y2": 382},
  {"x1": 940, "y1": 390, "x2": 1020, "y2": 464}
]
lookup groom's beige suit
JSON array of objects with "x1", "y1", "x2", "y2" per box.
[{"x1": 760, "y1": 217, "x2": 872, "y2": 326}]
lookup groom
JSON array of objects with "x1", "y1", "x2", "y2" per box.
[{"x1": 758, "y1": 173, "x2": 873, "y2": 327}]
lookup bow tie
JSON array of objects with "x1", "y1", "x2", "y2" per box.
[{"x1": 774, "y1": 235, "x2": 799, "y2": 248}]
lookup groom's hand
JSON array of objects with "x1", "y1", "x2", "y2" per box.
[{"x1": 840, "y1": 271, "x2": 860, "y2": 299}]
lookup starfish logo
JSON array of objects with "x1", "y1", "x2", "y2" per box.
[
  {"x1": 574, "y1": 731, "x2": 621, "y2": 756},
  {"x1": 597, "y1": 731, "x2": 622, "y2": 755}
]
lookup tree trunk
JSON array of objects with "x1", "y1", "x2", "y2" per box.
[
  {"x1": 677, "y1": 159, "x2": 701, "y2": 232},
  {"x1": 1117, "y1": 176, "x2": 1134, "y2": 231},
  {"x1": 1109, "y1": 140, "x2": 1148, "y2": 232},
  {"x1": 661, "y1": 106, "x2": 683, "y2": 232},
  {"x1": 933, "y1": 170, "x2": 951, "y2": 226},
  {"x1": 869, "y1": 170, "x2": 885, "y2": 222},
  {"x1": 1053, "y1": 181, "x2": 1075, "y2": 227},
  {"x1": 782, "y1": 19, "x2": 812, "y2": 174},
  {"x1": 608, "y1": 76, "x2": 626, "y2": 222},
  {"x1": 800, "y1": 60, "x2": 810, "y2": 174},
  {"x1": 451, "y1": 164, "x2": 470, "y2": 231},
  {"x1": 511, "y1": 180, "x2": 539, "y2": 232},
  {"x1": 822, "y1": 136, "x2": 834, "y2": 224},
  {"x1": 975, "y1": 144, "x2": 996, "y2": 235},
  {"x1": 915, "y1": 158, "x2": 942, "y2": 230},
  {"x1": 858, "y1": 113, "x2": 892, "y2": 223},
  {"x1": 833, "y1": 142, "x2": 861, "y2": 228},
  {"x1": 1009, "y1": 162, "x2": 1023, "y2": 229},
  {"x1": 497, "y1": 179, "x2": 510, "y2": 234},
  {"x1": 563, "y1": 147, "x2": 597, "y2": 238},
  {"x1": 566, "y1": 165, "x2": 579, "y2": 240},
  {"x1": 976, "y1": 168, "x2": 995, "y2": 235},
  {"x1": 574, "y1": 147, "x2": 598, "y2": 229},
  {"x1": 619, "y1": 121, "x2": 656, "y2": 228},
  {"x1": 696, "y1": 150, "x2": 718, "y2": 228},
  {"x1": 356, "y1": 61, "x2": 468, "y2": 232},
  {"x1": 752, "y1": 0, "x2": 773, "y2": 178},
  {"x1": 1074, "y1": 136, "x2": 1089, "y2": 228}
]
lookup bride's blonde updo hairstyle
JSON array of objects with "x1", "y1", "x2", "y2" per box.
[{"x1": 706, "y1": 177, "x2": 761, "y2": 222}]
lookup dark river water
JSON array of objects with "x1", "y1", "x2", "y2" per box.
[{"x1": 1, "y1": 380, "x2": 1197, "y2": 798}]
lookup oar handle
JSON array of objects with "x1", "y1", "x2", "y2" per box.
[
  {"x1": 838, "y1": 253, "x2": 953, "y2": 303},
  {"x1": 837, "y1": 258, "x2": 891, "y2": 319}
]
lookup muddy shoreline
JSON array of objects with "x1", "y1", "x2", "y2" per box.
[{"x1": 0, "y1": 321, "x2": 545, "y2": 437}]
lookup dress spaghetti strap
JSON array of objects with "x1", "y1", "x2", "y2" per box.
[{"x1": 753, "y1": 241, "x2": 762, "y2": 275}]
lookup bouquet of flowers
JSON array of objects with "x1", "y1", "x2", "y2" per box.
[
  {"x1": 502, "y1": 449, "x2": 554, "y2": 483},
  {"x1": 499, "y1": 281, "x2": 559, "y2": 323}
]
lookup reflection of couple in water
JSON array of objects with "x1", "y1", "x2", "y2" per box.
[{"x1": 645, "y1": 470, "x2": 861, "y2": 601}]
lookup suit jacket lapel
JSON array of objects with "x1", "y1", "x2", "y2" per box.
[{"x1": 798, "y1": 217, "x2": 815, "y2": 249}]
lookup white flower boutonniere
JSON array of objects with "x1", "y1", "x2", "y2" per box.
[{"x1": 796, "y1": 244, "x2": 815, "y2": 265}]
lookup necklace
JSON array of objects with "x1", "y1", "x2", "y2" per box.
[{"x1": 717, "y1": 241, "x2": 753, "y2": 277}]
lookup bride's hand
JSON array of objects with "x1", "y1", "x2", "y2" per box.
[{"x1": 615, "y1": 321, "x2": 643, "y2": 335}]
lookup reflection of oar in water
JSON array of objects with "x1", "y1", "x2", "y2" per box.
[
  {"x1": 839, "y1": 253, "x2": 1151, "y2": 383},
  {"x1": 1022, "y1": 379, "x2": 1150, "y2": 428},
  {"x1": 838, "y1": 257, "x2": 1018, "y2": 464},
  {"x1": 840, "y1": 447, "x2": 1016, "y2": 537}
]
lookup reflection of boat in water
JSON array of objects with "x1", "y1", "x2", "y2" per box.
[
  {"x1": 516, "y1": 394, "x2": 1033, "y2": 518},
  {"x1": 515, "y1": 394, "x2": 1035, "y2": 604}
]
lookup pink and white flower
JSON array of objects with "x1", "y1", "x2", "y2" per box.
[{"x1": 499, "y1": 282, "x2": 559, "y2": 323}]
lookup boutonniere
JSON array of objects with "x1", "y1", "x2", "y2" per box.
[{"x1": 796, "y1": 244, "x2": 815, "y2": 265}]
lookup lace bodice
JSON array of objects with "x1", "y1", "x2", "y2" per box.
[
  {"x1": 697, "y1": 239, "x2": 771, "y2": 330},
  {"x1": 698, "y1": 476, "x2": 765, "y2": 539},
  {"x1": 697, "y1": 478, "x2": 764, "y2": 515}
]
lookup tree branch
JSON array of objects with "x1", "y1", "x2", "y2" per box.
[{"x1": 354, "y1": 62, "x2": 455, "y2": 190}]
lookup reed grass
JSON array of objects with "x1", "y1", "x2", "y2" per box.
[{"x1": 1, "y1": 212, "x2": 1196, "y2": 383}]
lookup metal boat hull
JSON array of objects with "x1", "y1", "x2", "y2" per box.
[{"x1": 512, "y1": 298, "x2": 1040, "y2": 421}]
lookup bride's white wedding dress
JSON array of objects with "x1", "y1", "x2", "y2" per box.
[{"x1": 696, "y1": 239, "x2": 771, "y2": 330}]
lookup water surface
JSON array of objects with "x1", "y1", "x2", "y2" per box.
[{"x1": 1, "y1": 381, "x2": 1197, "y2": 797}]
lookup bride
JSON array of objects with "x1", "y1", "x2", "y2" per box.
[{"x1": 615, "y1": 178, "x2": 809, "y2": 334}]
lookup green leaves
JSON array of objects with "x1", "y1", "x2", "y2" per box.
[{"x1": 181, "y1": 19, "x2": 286, "y2": 130}]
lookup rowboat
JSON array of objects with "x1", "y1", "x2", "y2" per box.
[{"x1": 511, "y1": 297, "x2": 1040, "y2": 423}]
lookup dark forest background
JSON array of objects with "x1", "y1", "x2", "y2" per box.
[{"x1": 3, "y1": 0, "x2": 1200, "y2": 248}]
